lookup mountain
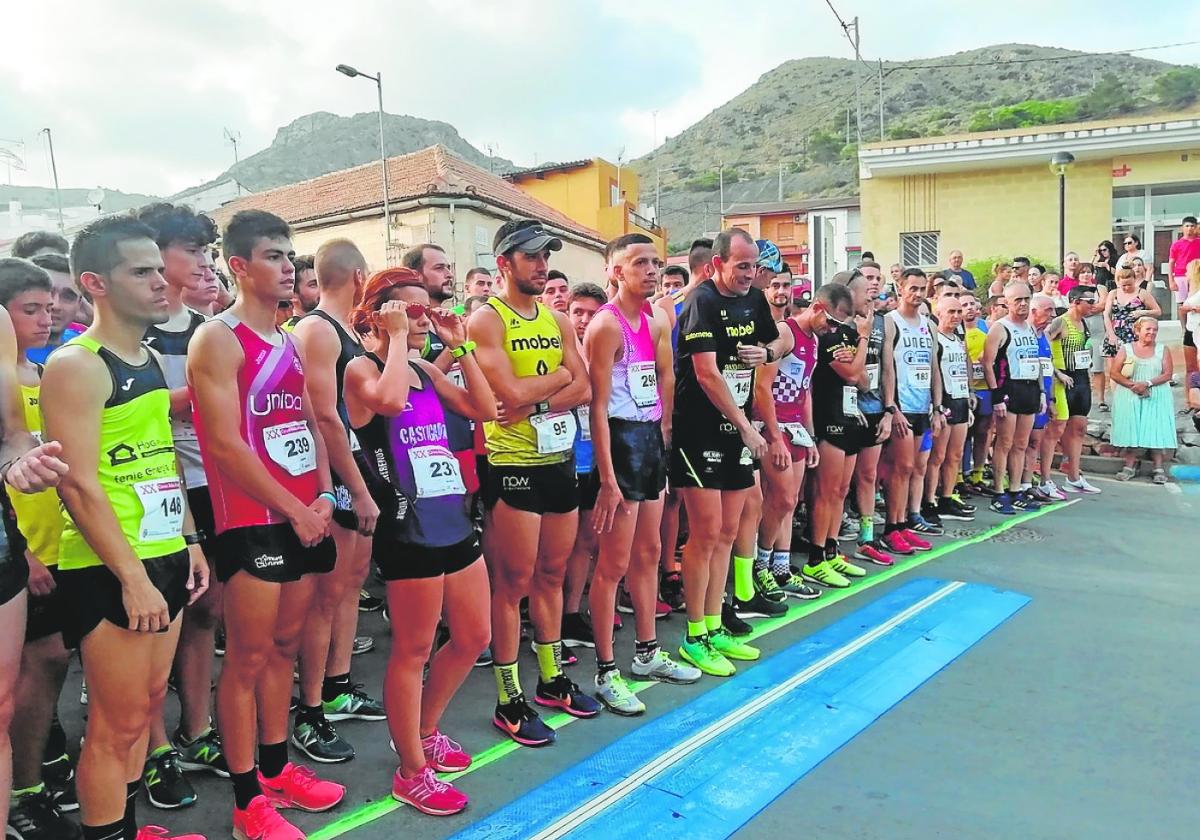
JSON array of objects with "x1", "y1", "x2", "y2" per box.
[
  {"x1": 0, "y1": 184, "x2": 157, "y2": 213},
  {"x1": 635, "y1": 44, "x2": 1182, "y2": 249},
  {"x1": 196, "y1": 111, "x2": 515, "y2": 195}
]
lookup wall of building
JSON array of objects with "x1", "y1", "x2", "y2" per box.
[
  {"x1": 1112, "y1": 149, "x2": 1200, "y2": 187},
  {"x1": 861, "y1": 159, "x2": 1113, "y2": 267}
]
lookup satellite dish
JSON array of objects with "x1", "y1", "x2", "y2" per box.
[{"x1": 87, "y1": 189, "x2": 106, "y2": 207}]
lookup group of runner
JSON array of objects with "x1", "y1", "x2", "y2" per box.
[{"x1": 0, "y1": 208, "x2": 1102, "y2": 840}]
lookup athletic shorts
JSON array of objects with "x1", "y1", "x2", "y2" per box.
[
  {"x1": 213, "y1": 523, "x2": 336, "y2": 584},
  {"x1": 584, "y1": 419, "x2": 667, "y2": 503},
  {"x1": 186, "y1": 486, "x2": 218, "y2": 558},
  {"x1": 1001, "y1": 380, "x2": 1041, "y2": 416},
  {"x1": 973, "y1": 389, "x2": 992, "y2": 417},
  {"x1": 904, "y1": 412, "x2": 931, "y2": 437},
  {"x1": 945, "y1": 397, "x2": 970, "y2": 426},
  {"x1": 58, "y1": 551, "x2": 190, "y2": 649},
  {"x1": 376, "y1": 533, "x2": 481, "y2": 581},
  {"x1": 330, "y1": 469, "x2": 358, "y2": 531},
  {"x1": 0, "y1": 546, "x2": 26, "y2": 608},
  {"x1": 1064, "y1": 371, "x2": 1092, "y2": 417},
  {"x1": 1185, "y1": 329, "x2": 1196, "y2": 349},
  {"x1": 25, "y1": 568, "x2": 66, "y2": 643},
  {"x1": 814, "y1": 414, "x2": 863, "y2": 457},
  {"x1": 483, "y1": 459, "x2": 579, "y2": 515},
  {"x1": 577, "y1": 472, "x2": 598, "y2": 511},
  {"x1": 669, "y1": 426, "x2": 755, "y2": 492},
  {"x1": 920, "y1": 428, "x2": 933, "y2": 453},
  {"x1": 856, "y1": 413, "x2": 885, "y2": 450},
  {"x1": 1033, "y1": 410, "x2": 1048, "y2": 431}
]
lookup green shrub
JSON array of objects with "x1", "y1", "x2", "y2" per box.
[{"x1": 968, "y1": 99, "x2": 1080, "y2": 132}]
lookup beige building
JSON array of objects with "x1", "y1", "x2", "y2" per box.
[{"x1": 211, "y1": 145, "x2": 607, "y2": 290}]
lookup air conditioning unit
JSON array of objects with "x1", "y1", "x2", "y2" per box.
[{"x1": 793, "y1": 213, "x2": 807, "y2": 223}]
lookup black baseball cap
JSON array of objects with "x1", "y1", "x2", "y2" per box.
[{"x1": 493, "y1": 221, "x2": 563, "y2": 258}]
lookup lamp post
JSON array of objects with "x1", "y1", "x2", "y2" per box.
[
  {"x1": 1049, "y1": 151, "x2": 1075, "y2": 270},
  {"x1": 40, "y1": 128, "x2": 64, "y2": 232},
  {"x1": 336, "y1": 64, "x2": 391, "y2": 251}
]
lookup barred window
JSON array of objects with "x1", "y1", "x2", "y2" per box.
[{"x1": 900, "y1": 232, "x2": 939, "y2": 267}]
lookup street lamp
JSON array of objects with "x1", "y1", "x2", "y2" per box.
[
  {"x1": 1049, "y1": 151, "x2": 1075, "y2": 270},
  {"x1": 336, "y1": 63, "x2": 391, "y2": 251}
]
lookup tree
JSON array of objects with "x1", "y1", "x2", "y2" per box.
[
  {"x1": 1153, "y1": 68, "x2": 1200, "y2": 109},
  {"x1": 1079, "y1": 73, "x2": 1135, "y2": 118},
  {"x1": 808, "y1": 130, "x2": 842, "y2": 164},
  {"x1": 886, "y1": 123, "x2": 922, "y2": 140}
]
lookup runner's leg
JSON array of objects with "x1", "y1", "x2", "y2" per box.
[
  {"x1": 530, "y1": 511, "x2": 578, "y2": 678},
  {"x1": 706, "y1": 489, "x2": 749, "y2": 620},
  {"x1": 590, "y1": 499, "x2": 638, "y2": 667},
  {"x1": 324, "y1": 528, "x2": 370, "y2": 694},
  {"x1": 11, "y1": 630, "x2": 69, "y2": 789},
  {"x1": 420, "y1": 558, "x2": 490, "y2": 738},
  {"x1": 485, "y1": 502, "x2": 539, "y2": 691},
  {"x1": 0, "y1": 591, "x2": 26, "y2": 829},
  {"x1": 383, "y1": 576, "x2": 443, "y2": 778},
  {"x1": 627, "y1": 496, "x2": 665, "y2": 648},
  {"x1": 678, "y1": 488, "x2": 722, "y2": 631},
  {"x1": 175, "y1": 580, "x2": 223, "y2": 740}
]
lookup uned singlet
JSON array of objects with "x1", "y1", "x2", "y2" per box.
[
  {"x1": 887, "y1": 309, "x2": 935, "y2": 415},
  {"x1": 772, "y1": 318, "x2": 817, "y2": 424},
  {"x1": 996, "y1": 317, "x2": 1042, "y2": 385},
  {"x1": 936, "y1": 331, "x2": 970, "y2": 402},
  {"x1": 600, "y1": 301, "x2": 662, "y2": 423},
  {"x1": 193, "y1": 314, "x2": 319, "y2": 533}
]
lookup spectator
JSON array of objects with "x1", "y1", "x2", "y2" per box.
[
  {"x1": 1109, "y1": 316, "x2": 1175, "y2": 484},
  {"x1": 1077, "y1": 263, "x2": 1111, "y2": 410},
  {"x1": 1169, "y1": 216, "x2": 1200, "y2": 306},
  {"x1": 1103, "y1": 266, "x2": 1160, "y2": 358},
  {"x1": 10, "y1": 230, "x2": 68, "y2": 260},
  {"x1": 1092, "y1": 240, "x2": 1118, "y2": 288},
  {"x1": 1058, "y1": 251, "x2": 1083, "y2": 296},
  {"x1": 1132, "y1": 256, "x2": 1149, "y2": 291},
  {"x1": 464, "y1": 267, "x2": 495, "y2": 298},
  {"x1": 1012, "y1": 256, "x2": 1031, "y2": 283},
  {"x1": 946, "y1": 250, "x2": 976, "y2": 290},
  {"x1": 541, "y1": 269, "x2": 570, "y2": 313},
  {"x1": 659, "y1": 264, "x2": 688, "y2": 297},
  {"x1": 1028, "y1": 264, "x2": 1044, "y2": 285},
  {"x1": 1116, "y1": 233, "x2": 1145, "y2": 271},
  {"x1": 986, "y1": 261, "x2": 1013, "y2": 296},
  {"x1": 1178, "y1": 259, "x2": 1200, "y2": 352}
]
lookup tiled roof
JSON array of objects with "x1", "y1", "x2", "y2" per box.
[
  {"x1": 211, "y1": 145, "x2": 602, "y2": 243},
  {"x1": 503, "y1": 159, "x2": 593, "y2": 180},
  {"x1": 722, "y1": 196, "x2": 860, "y2": 216}
]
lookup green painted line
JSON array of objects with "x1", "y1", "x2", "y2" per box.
[{"x1": 308, "y1": 499, "x2": 1076, "y2": 840}]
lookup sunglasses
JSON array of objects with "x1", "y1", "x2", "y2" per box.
[{"x1": 405, "y1": 303, "x2": 432, "y2": 319}]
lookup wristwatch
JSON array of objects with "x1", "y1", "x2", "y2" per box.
[
  {"x1": 765, "y1": 346, "x2": 775, "y2": 364},
  {"x1": 883, "y1": 405, "x2": 898, "y2": 415},
  {"x1": 535, "y1": 400, "x2": 551, "y2": 414},
  {"x1": 450, "y1": 340, "x2": 476, "y2": 359}
]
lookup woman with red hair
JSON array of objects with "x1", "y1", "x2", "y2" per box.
[{"x1": 344, "y1": 268, "x2": 495, "y2": 815}]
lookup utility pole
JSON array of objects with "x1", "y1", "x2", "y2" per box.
[
  {"x1": 40, "y1": 128, "x2": 63, "y2": 232},
  {"x1": 224, "y1": 128, "x2": 242, "y2": 195},
  {"x1": 652, "y1": 110, "x2": 659, "y2": 150},
  {"x1": 719, "y1": 162, "x2": 725, "y2": 218},
  {"x1": 851, "y1": 16, "x2": 862, "y2": 144},
  {"x1": 846, "y1": 108, "x2": 851, "y2": 145},
  {"x1": 878, "y1": 59, "x2": 885, "y2": 140},
  {"x1": 778, "y1": 161, "x2": 784, "y2": 202}
]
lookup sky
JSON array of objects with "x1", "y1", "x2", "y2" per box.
[{"x1": 2, "y1": 0, "x2": 1197, "y2": 197}]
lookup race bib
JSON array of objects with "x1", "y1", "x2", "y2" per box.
[
  {"x1": 628, "y1": 361, "x2": 659, "y2": 408},
  {"x1": 135, "y1": 478, "x2": 184, "y2": 542},
  {"x1": 264, "y1": 420, "x2": 316, "y2": 476},
  {"x1": 842, "y1": 386, "x2": 859, "y2": 416},
  {"x1": 1017, "y1": 357, "x2": 1041, "y2": 380},
  {"x1": 175, "y1": 419, "x2": 198, "y2": 443},
  {"x1": 971, "y1": 362, "x2": 985, "y2": 381},
  {"x1": 529, "y1": 411, "x2": 577, "y2": 454},
  {"x1": 1074, "y1": 350, "x2": 1092, "y2": 370},
  {"x1": 947, "y1": 366, "x2": 969, "y2": 399},
  {"x1": 1040, "y1": 359, "x2": 1054, "y2": 379},
  {"x1": 348, "y1": 428, "x2": 362, "y2": 453},
  {"x1": 448, "y1": 366, "x2": 465, "y2": 388},
  {"x1": 576, "y1": 405, "x2": 591, "y2": 442},
  {"x1": 723, "y1": 368, "x2": 753, "y2": 407},
  {"x1": 781, "y1": 423, "x2": 814, "y2": 448},
  {"x1": 907, "y1": 363, "x2": 931, "y2": 389},
  {"x1": 408, "y1": 444, "x2": 466, "y2": 498},
  {"x1": 865, "y1": 363, "x2": 880, "y2": 391}
]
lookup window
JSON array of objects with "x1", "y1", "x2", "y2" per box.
[
  {"x1": 776, "y1": 221, "x2": 795, "y2": 241},
  {"x1": 900, "y1": 231, "x2": 939, "y2": 267},
  {"x1": 610, "y1": 182, "x2": 620, "y2": 207}
]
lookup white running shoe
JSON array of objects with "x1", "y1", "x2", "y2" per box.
[
  {"x1": 1064, "y1": 476, "x2": 1102, "y2": 495},
  {"x1": 630, "y1": 648, "x2": 702, "y2": 685},
  {"x1": 1039, "y1": 480, "x2": 1067, "y2": 501}
]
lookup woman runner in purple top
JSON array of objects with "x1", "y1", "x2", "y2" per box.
[{"x1": 344, "y1": 268, "x2": 495, "y2": 817}]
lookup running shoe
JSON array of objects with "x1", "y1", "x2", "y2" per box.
[
  {"x1": 358, "y1": 589, "x2": 384, "y2": 611},
  {"x1": 659, "y1": 571, "x2": 686, "y2": 612},
  {"x1": 534, "y1": 674, "x2": 602, "y2": 718},
  {"x1": 290, "y1": 716, "x2": 355, "y2": 764},
  {"x1": 474, "y1": 647, "x2": 494, "y2": 668},
  {"x1": 936, "y1": 496, "x2": 975, "y2": 521},
  {"x1": 837, "y1": 512, "x2": 859, "y2": 541},
  {"x1": 1064, "y1": 475, "x2": 1102, "y2": 494},
  {"x1": 7, "y1": 787, "x2": 82, "y2": 840},
  {"x1": 492, "y1": 696, "x2": 555, "y2": 747},
  {"x1": 801, "y1": 560, "x2": 850, "y2": 588},
  {"x1": 42, "y1": 754, "x2": 77, "y2": 813},
  {"x1": 1038, "y1": 480, "x2": 1067, "y2": 501},
  {"x1": 172, "y1": 727, "x2": 229, "y2": 777},
  {"x1": 753, "y1": 566, "x2": 787, "y2": 603},
  {"x1": 828, "y1": 554, "x2": 867, "y2": 578},
  {"x1": 1013, "y1": 491, "x2": 1043, "y2": 511},
  {"x1": 678, "y1": 636, "x2": 735, "y2": 677},
  {"x1": 143, "y1": 748, "x2": 196, "y2": 810},
  {"x1": 899, "y1": 528, "x2": 932, "y2": 551},
  {"x1": 949, "y1": 493, "x2": 977, "y2": 513},
  {"x1": 990, "y1": 493, "x2": 1017, "y2": 515},
  {"x1": 322, "y1": 684, "x2": 385, "y2": 721},
  {"x1": 907, "y1": 513, "x2": 944, "y2": 537},
  {"x1": 721, "y1": 601, "x2": 753, "y2": 636},
  {"x1": 391, "y1": 766, "x2": 468, "y2": 816},
  {"x1": 732, "y1": 590, "x2": 788, "y2": 619},
  {"x1": 351, "y1": 635, "x2": 375, "y2": 656},
  {"x1": 920, "y1": 502, "x2": 946, "y2": 527},
  {"x1": 853, "y1": 541, "x2": 894, "y2": 567},
  {"x1": 709, "y1": 627, "x2": 760, "y2": 661},
  {"x1": 561, "y1": 612, "x2": 596, "y2": 648},
  {"x1": 654, "y1": 598, "x2": 672, "y2": 619},
  {"x1": 258, "y1": 762, "x2": 345, "y2": 812},
  {"x1": 772, "y1": 568, "x2": 823, "y2": 599},
  {"x1": 421, "y1": 730, "x2": 472, "y2": 773},
  {"x1": 79, "y1": 679, "x2": 87, "y2": 706},
  {"x1": 594, "y1": 670, "x2": 645, "y2": 716},
  {"x1": 968, "y1": 479, "x2": 996, "y2": 497},
  {"x1": 214, "y1": 628, "x2": 225, "y2": 657},
  {"x1": 880, "y1": 530, "x2": 915, "y2": 556},
  {"x1": 616, "y1": 587, "x2": 635, "y2": 615},
  {"x1": 630, "y1": 648, "x2": 702, "y2": 684},
  {"x1": 232, "y1": 794, "x2": 304, "y2": 840},
  {"x1": 134, "y1": 828, "x2": 206, "y2": 840}
]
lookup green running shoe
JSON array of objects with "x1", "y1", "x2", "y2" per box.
[
  {"x1": 678, "y1": 636, "x2": 736, "y2": 677},
  {"x1": 752, "y1": 567, "x2": 787, "y2": 603},
  {"x1": 709, "y1": 627, "x2": 760, "y2": 661},
  {"x1": 322, "y1": 684, "x2": 385, "y2": 721},
  {"x1": 802, "y1": 560, "x2": 851, "y2": 588},
  {"x1": 172, "y1": 726, "x2": 229, "y2": 777},
  {"x1": 828, "y1": 554, "x2": 867, "y2": 578}
]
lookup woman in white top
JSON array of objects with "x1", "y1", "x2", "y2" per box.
[{"x1": 1115, "y1": 234, "x2": 1146, "y2": 271}]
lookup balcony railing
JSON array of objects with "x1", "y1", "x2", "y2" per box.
[{"x1": 628, "y1": 209, "x2": 663, "y2": 237}]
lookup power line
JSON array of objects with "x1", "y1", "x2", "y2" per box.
[{"x1": 883, "y1": 41, "x2": 1200, "y2": 73}]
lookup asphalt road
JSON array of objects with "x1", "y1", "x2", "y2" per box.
[{"x1": 51, "y1": 473, "x2": 1197, "y2": 839}]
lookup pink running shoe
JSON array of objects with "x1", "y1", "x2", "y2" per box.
[
  {"x1": 422, "y1": 730, "x2": 472, "y2": 773},
  {"x1": 392, "y1": 765, "x2": 468, "y2": 816},
  {"x1": 853, "y1": 542, "x2": 895, "y2": 567},
  {"x1": 899, "y1": 529, "x2": 932, "y2": 552},
  {"x1": 258, "y1": 762, "x2": 345, "y2": 812},
  {"x1": 880, "y1": 530, "x2": 914, "y2": 556},
  {"x1": 655, "y1": 598, "x2": 672, "y2": 619},
  {"x1": 232, "y1": 796, "x2": 303, "y2": 840},
  {"x1": 136, "y1": 827, "x2": 207, "y2": 840}
]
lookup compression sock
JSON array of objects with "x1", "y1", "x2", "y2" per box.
[
  {"x1": 81, "y1": 819, "x2": 124, "y2": 840},
  {"x1": 596, "y1": 658, "x2": 617, "y2": 677},
  {"x1": 121, "y1": 779, "x2": 137, "y2": 840},
  {"x1": 258, "y1": 741, "x2": 288, "y2": 780},
  {"x1": 494, "y1": 661, "x2": 523, "y2": 704},
  {"x1": 754, "y1": 545, "x2": 772, "y2": 573},
  {"x1": 230, "y1": 769, "x2": 261, "y2": 810},
  {"x1": 732, "y1": 555, "x2": 755, "y2": 601},
  {"x1": 685, "y1": 621, "x2": 708, "y2": 643},
  {"x1": 321, "y1": 672, "x2": 351, "y2": 702},
  {"x1": 532, "y1": 640, "x2": 563, "y2": 682},
  {"x1": 807, "y1": 543, "x2": 825, "y2": 568},
  {"x1": 771, "y1": 550, "x2": 791, "y2": 576},
  {"x1": 858, "y1": 516, "x2": 874, "y2": 544},
  {"x1": 704, "y1": 614, "x2": 722, "y2": 633},
  {"x1": 824, "y1": 540, "x2": 838, "y2": 561},
  {"x1": 634, "y1": 639, "x2": 658, "y2": 662}
]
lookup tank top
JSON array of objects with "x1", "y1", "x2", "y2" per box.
[
  {"x1": 964, "y1": 322, "x2": 989, "y2": 391},
  {"x1": 58, "y1": 337, "x2": 185, "y2": 570},
  {"x1": 144, "y1": 308, "x2": 208, "y2": 488},
  {"x1": 482, "y1": 296, "x2": 574, "y2": 466},
  {"x1": 936, "y1": 331, "x2": 970, "y2": 402},
  {"x1": 887, "y1": 310, "x2": 934, "y2": 414},
  {"x1": 601, "y1": 301, "x2": 662, "y2": 423},
  {"x1": 7, "y1": 376, "x2": 62, "y2": 567},
  {"x1": 772, "y1": 319, "x2": 817, "y2": 423},
  {"x1": 1059, "y1": 316, "x2": 1092, "y2": 372},
  {"x1": 193, "y1": 314, "x2": 319, "y2": 533},
  {"x1": 353, "y1": 357, "x2": 472, "y2": 548},
  {"x1": 304, "y1": 310, "x2": 365, "y2": 454},
  {"x1": 670, "y1": 288, "x2": 688, "y2": 351},
  {"x1": 1037, "y1": 333, "x2": 1054, "y2": 398},
  {"x1": 997, "y1": 318, "x2": 1041, "y2": 384},
  {"x1": 858, "y1": 312, "x2": 886, "y2": 414}
]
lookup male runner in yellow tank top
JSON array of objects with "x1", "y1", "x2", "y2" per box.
[{"x1": 468, "y1": 219, "x2": 600, "y2": 746}]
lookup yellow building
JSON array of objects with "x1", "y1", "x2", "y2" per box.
[
  {"x1": 858, "y1": 113, "x2": 1200, "y2": 276},
  {"x1": 506, "y1": 159, "x2": 667, "y2": 257}
]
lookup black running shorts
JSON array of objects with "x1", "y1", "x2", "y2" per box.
[
  {"x1": 25, "y1": 568, "x2": 66, "y2": 644},
  {"x1": 58, "y1": 551, "x2": 190, "y2": 649},
  {"x1": 1001, "y1": 380, "x2": 1041, "y2": 416},
  {"x1": 585, "y1": 418, "x2": 667, "y2": 503},
  {"x1": 483, "y1": 459, "x2": 579, "y2": 515},
  {"x1": 944, "y1": 397, "x2": 971, "y2": 426},
  {"x1": 213, "y1": 523, "x2": 336, "y2": 584},
  {"x1": 669, "y1": 424, "x2": 754, "y2": 492},
  {"x1": 814, "y1": 412, "x2": 863, "y2": 456},
  {"x1": 1065, "y1": 371, "x2": 1092, "y2": 417},
  {"x1": 375, "y1": 533, "x2": 481, "y2": 581}
]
